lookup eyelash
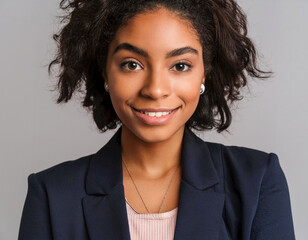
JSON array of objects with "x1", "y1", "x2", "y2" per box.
[{"x1": 119, "y1": 60, "x2": 192, "y2": 72}]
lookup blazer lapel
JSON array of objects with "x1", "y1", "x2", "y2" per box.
[
  {"x1": 173, "y1": 126, "x2": 225, "y2": 240},
  {"x1": 82, "y1": 126, "x2": 225, "y2": 240},
  {"x1": 82, "y1": 127, "x2": 130, "y2": 240}
]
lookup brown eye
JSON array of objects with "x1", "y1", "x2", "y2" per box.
[
  {"x1": 120, "y1": 61, "x2": 142, "y2": 71},
  {"x1": 172, "y1": 62, "x2": 192, "y2": 72}
]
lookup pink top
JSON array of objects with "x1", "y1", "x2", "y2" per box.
[{"x1": 125, "y1": 198, "x2": 178, "y2": 240}]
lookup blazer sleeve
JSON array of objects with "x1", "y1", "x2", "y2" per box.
[
  {"x1": 250, "y1": 153, "x2": 296, "y2": 240},
  {"x1": 18, "y1": 173, "x2": 53, "y2": 240}
]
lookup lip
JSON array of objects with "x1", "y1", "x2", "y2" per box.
[
  {"x1": 131, "y1": 106, "x2": 180, "y2": 125},
  {"x1": 132, "y1": 106, "x2": 179, "y2": 112}
]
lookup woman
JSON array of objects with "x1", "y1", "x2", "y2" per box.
[{"x1": 18, "y1": 0, "x2": 296, "y2": 239}]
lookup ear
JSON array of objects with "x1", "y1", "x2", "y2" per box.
[
  {"x1": 102, "y1": 69, "x2": 108, "y2": 83},
  {"x1": 202, "y1": 74, "x2": 206, "y2": 84}
]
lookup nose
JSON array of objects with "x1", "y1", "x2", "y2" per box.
[{"x1": 140, "y1": 68, "x2": 172, "y2": 99}]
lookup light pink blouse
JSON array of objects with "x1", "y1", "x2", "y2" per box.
[{"x1": 125, "y1": 198, "x2": 178, "y2": 240}]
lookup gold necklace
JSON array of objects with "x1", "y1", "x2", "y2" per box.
[{"x1": 122, "y1": 158, "x2": 180, "y2": 214}]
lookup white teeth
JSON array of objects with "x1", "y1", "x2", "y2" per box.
[{"x1": 142, "y1": 111, "x2": 172, "y2": 117}]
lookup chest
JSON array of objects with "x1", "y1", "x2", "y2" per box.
[{"x1": 122, "y1": 166, "x2": 182, "y2": 214}]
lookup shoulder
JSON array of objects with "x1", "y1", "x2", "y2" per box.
[
  {"x1": 205, "y1": 140, "x2": 277, "y2": 173},
  {"x1": 202, "y1": 140, "x2": 290, "y2": 214},
  {"x1": 203, "y1": 140, "x2": 285, "y2": 191},
  {"x1": 26, "y1": 153, "x2": 94, "y2": 192}
]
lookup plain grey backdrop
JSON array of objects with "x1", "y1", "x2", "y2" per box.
[{"x1": 1, "y1": 0, "x2": 307, "y2": 239}]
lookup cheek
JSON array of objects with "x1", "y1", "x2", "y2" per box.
[
  {"x1": 109, "y1": 89, "x2": 129, "y2": 124},
  {"x1": 175, "y1": 81, "x2": 201, "y2": 124},
  {"x1": 108, "y1": 77, "x2": 140, "y2": 122},
  {"x1": 176, "y1": 80, "x2": 201, "y2": 107},
  {"x1": 109, "y1": 83, "x2": 130, "y2": 111}
]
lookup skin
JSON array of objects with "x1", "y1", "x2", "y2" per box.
[{"x1": 103, "y1": 7, "x2": 205, "y2": 213}]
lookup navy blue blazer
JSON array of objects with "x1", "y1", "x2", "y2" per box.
[{"x1": 18, "y1": 126, "x2": 295, "y2": 240}]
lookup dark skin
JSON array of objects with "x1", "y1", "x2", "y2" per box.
[{"x1": 103, "y1": 7, "x2": 205, "y2": 213}]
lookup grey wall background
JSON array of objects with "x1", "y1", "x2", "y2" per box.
[{"x1": 0, "y1": 0, "x2": 307, "y2": 239}]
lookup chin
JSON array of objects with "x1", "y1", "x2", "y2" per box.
[{"x1": 129, "y1": 124, "x2": 183, "y2": 143}]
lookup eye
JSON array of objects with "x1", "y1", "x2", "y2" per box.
[
  {"x1": 120, "y1": 61, "x2": 142, "y2": 71},
  {"x1": 171, "y1": 62, "x2": 192, "y2": 72}
]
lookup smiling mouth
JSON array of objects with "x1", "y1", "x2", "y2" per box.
[{"x1": 131, "y1": 106, "x2": 180, "y2": 117}]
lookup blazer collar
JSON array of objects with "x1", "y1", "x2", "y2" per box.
[
  {"x1": 82, "y1": 125, "x2": 225, "y2": 240},
  {"x1": 85, "y1": 125, "x2": 220, "y2": 195}
]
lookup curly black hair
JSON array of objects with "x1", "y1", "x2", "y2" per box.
[{"x1": 48, "y1": 0, "x2": 271, "y2": 133}]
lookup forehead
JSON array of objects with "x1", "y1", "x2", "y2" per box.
[{"x1": 109, "y1": 8, "x2": 202, "y2": 57}]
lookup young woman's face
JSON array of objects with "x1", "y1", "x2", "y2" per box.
[{"x1": 104, "y1": 7, "x2": 205, "y2": 143}]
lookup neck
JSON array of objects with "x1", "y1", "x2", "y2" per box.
[{"x1": 121, "y1": 125, "x2": 184, "y2": 179}]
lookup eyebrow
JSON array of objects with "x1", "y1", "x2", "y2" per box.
[{"x1": 112, "y1": 42, "x2": 199, "y2": 59}]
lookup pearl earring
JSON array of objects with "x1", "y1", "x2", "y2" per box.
[
  {"x1": 104, "y1": 83, "x2": 109, "y2": 92},
  {"x1": 200, "y1": 83, "x2": 205, "y2": 95}
]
